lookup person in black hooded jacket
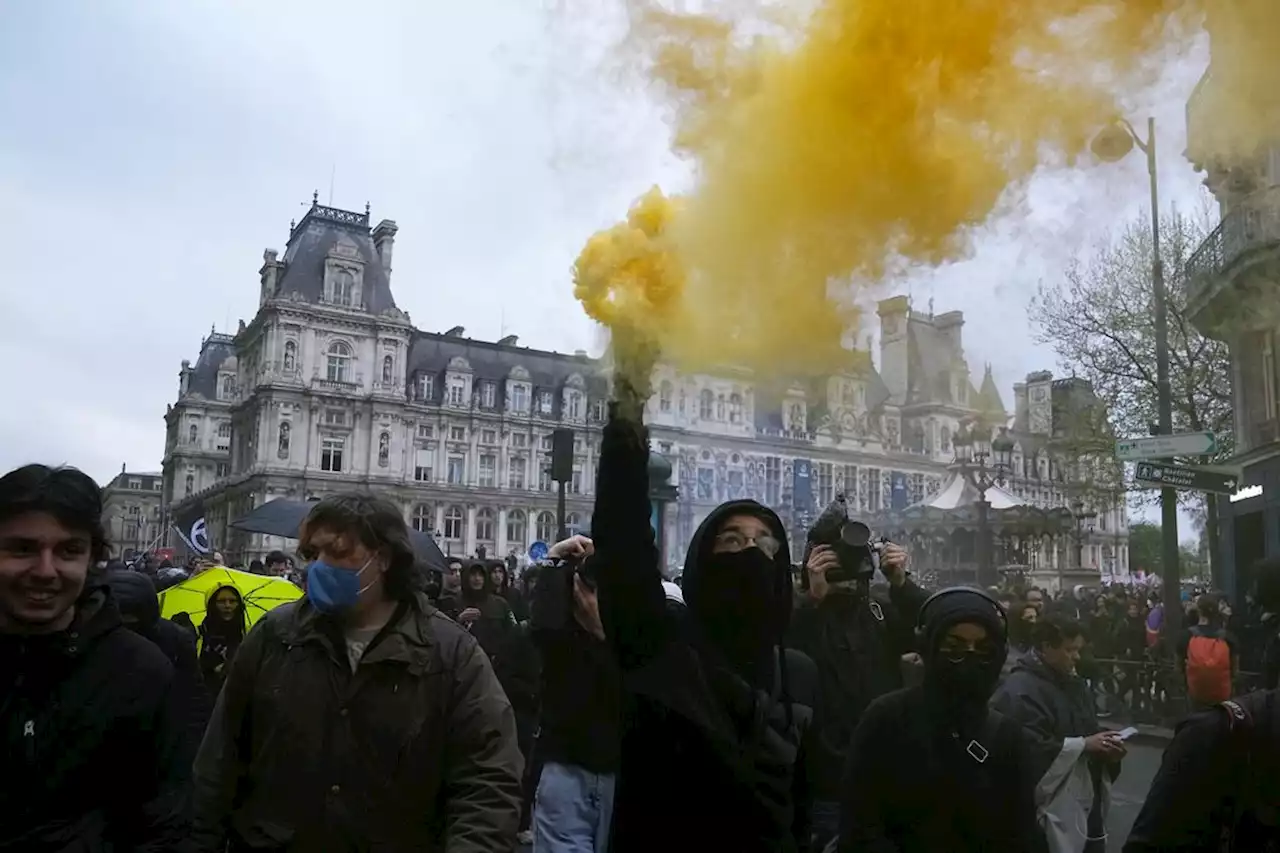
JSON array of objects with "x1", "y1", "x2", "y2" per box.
[
  {"x1": 106, "y1": 569, "x2": 211, "y2": 777},
  {"x1": 838, "y1": 587, "x2": 1044, "y2": 853},
  {"x1": 581, "y1": 401, "x2": 818, "y2": 853},
  {"x1": 0, "y1": 463, "x2": 186, "y2": 852}
]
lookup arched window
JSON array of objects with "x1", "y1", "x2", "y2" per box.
[
  {"x1": 698, "y1": 389, "x2": 714, "y2": 420},
  {"x1": 506, "y1": 509, "x2": 526, "y2": 545},
  {"x1": 184, "y1": 473, "x2": 194, "y2": 496},
  {"x1": 411, "y1": 503, "x2": 433, "y2": 533},
  {"x1": 381, "y1": 355, "x2": 394, "y2": 385},
  {"x1": 378, "y1": 431, "x2": 390, "y2": 467},
  {"x1": 326, "y1": 341, "x2": 352, "y2": 383},
  {"x1": 332, "y1": 269, "x2": 355, "y2": 306},
  {"x1": 283, "y1": 340, "x2": 297, "y2": 372},
  {"x1": 277, "y1": 422, "x2": 290, "y2": 458},
  {"x1": 729, "y1": 393, "x2": 742, "y2": 423},
  {"x1": 566, "y1": 512, "x2": 582, "y2": 536},
  {"x1": 715, "y1": 394, "x2": 725, "y2": 421},
  {"x1": 535, "y1": 511, "x2": 556, "y2": 543},
  {"x1": 444, "y1": 505, "x2": 464, "y2": 540},
  {"x1": 220, "y1": 375, "x2": 235, "y2": 399},
  {"x1": 659, "y1": 381, "x2": 673, "y2": 413},
  {"x1": 188, "y1": 424, "x2": 198, "y2": 444},
  {"x1": 475, "y1": 508, "x2": 495, "y2": 542}
]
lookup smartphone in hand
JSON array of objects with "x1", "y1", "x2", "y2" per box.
[{"x1": 1115, "y1": 727, "x2": 1139, "y2": 741}]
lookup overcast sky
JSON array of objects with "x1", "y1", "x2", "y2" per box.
[{"x1": 0, "y1": 2, "x2": 1211, "y2": 497}]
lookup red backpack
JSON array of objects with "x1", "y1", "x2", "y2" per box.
[{"x1": 1186, "y1": 626, "x2": 1232, "y2": 704}]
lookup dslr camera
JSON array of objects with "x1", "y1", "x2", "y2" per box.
[
  {"x1": 529, "y1": 554, "x2": 596, "y2": 634},
  {"x1": 806, "y1": 493, "x2": 887, "y2": 584}
]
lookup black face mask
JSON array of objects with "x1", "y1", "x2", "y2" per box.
[
  {"x1": 929, "y1": 651, "x2": 999, "y2": 705},
  {"x1": 693, "y1": 548, "x2": 778, "y2": 661}
]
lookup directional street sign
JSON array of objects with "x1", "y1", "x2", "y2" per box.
[
  {"x1": 1133, "y1": 461, "x2": 1238, "y2": 495},
  {"x1": 1115, "y1": 432, "x2": 1218, "y2": 461}
]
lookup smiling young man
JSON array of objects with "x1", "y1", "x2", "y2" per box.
[
  {"x1": 0, "y1": 463, "x2": 185, "y2": 851},
  {"x1": 190, "y1": 492, "x2": 524, "y2": 853}
]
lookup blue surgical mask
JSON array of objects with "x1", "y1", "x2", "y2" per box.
[{"x1": 307, "y1": 556, "x2": 376, "y2": 614}]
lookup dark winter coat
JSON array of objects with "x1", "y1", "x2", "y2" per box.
[
  {"x1": 0, "y1": 584, "x2": 187, "y2": 852},
  {"x1": 443, "y1": 568, "x2": 539, "y2": 714},
  {"x1": 837, "y1": 685, "x2": 1045, "y2": 853},
  {"x1": 991, "y1": 652, "x2": 1104, "y2": 776},
  {"x1": 1124, "y1": 689, "x2": 1280, "y2": 853},
  {"x1": 189, "y1": 592, "x2": 524, "y2": 853},
  {"x1": 592, "y1": 410, "x2": 818, "y2": 853},
  {"x1": 787, "y1": 579, "x2": 928, "y2": 798},
  {"x1": 106, "y1": 569, "x2": 211, "y2": 774}
]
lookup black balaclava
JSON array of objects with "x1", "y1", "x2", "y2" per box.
[
  {"x1": 685, "y1": 503, "x2": 790, "y2": 682},
  {"x1": 920, "y1": 588, "x2": 1007, "y2": 727}
]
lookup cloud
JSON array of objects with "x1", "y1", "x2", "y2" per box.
[{"x1": 0, "y1": 0, "x2": 1210, "y2": 491}]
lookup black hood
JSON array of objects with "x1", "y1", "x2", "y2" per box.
[
  {"x1": 104, "y1": 570, "x2": 160, "y2": 628},
  {"x1": 683, "y1": 499, "x2": 793, "y2": 638},
  {"x1": 461, "y1": 560, "x2": 493, "y2": 603}
]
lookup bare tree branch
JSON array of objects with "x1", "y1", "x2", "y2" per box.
[{"x1": 1027, "y1": 208, "x2": 1235, "y2": 513}]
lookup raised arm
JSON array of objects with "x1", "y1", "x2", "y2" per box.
[{"x1": 593, "y1": 401, "x2": 668, "y2": 672}]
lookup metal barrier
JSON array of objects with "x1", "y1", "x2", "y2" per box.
[{"x1": 1087, "y1": 657, "x2": 1264, "y2": 729}]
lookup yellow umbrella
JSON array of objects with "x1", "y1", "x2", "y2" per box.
[{"x1": 158, "y1": 566, "x2": 302, "y2": 632}]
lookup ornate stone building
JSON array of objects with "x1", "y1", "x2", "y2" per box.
[
  {"x1": 1185, "y1": 10, "x2": 1280, "y2": 598},
  {"x1": 102, "y1": 466, "x2": 164, "y2": 559},
  {"x1": 162, "y1": 199, "x2": 1125, "y2": 571}
]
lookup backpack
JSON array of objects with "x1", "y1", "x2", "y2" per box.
[
  {"x1": 1218, "y1": 693, "x2": 1280, "y2": 852},
  {"x1": 1187, "y1": 627, "x2": 1232, "y2": 704}
]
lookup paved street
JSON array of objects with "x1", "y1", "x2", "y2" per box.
[{"x1": 1107, "y1": 739, "x2": 1166, "y2": 851}]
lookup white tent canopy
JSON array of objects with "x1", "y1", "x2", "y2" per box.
[{"x1": 915, "y1": 470, "x2": 1025, "y2": 511}]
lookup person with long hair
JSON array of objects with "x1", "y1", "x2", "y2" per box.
[{"x1": 197, "y1": 584, "x2": 246, "y2": 693}]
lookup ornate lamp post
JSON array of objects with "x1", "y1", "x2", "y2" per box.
[
  {"x1": 952, "y1": 424, "x2": 1016, "y2": 587},
  {"x1": 1070, "y1": 499, "x2": 1099, "y2": 574}
]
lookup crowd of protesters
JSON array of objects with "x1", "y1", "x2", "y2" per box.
[{"x1": 5, "y1": 398, "x2": 1280, "y2": 853}]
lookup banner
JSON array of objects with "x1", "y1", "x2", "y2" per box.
[
  {"x1": 793, "y1": 459, "x2": 813, "y2": 514},
  {"x1": 890, "y1": 471, "x2": 909, "y2": 510}
]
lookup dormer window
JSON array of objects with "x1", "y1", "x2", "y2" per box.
[
  {"x1": 480, "y1": 381, "x2": 496, "y2": 409},
  {"x1": 508, "y1": 382, "x2": 529, "y2": 413},
  {"x1": 447, "y1": 376, "x2": 466, "y2": 406},
  {"x1": 419, "y1": 374, "x2": 435, "y2": 401},
  {"x1": 789, "y1": 403, "x2": 806, "y2": 432},
  {"x1": 565, "y1": 390, "x2": 583, "y2": 420},
  {"x1": 332, "y1": 269, "x2": 355, "y2": 306},
  {"x1": 220, "y1": 375, "x2": 235, "y2": 399},
  {"x1": 538, "y1": 390, "x2": 554, "y2": 415}
]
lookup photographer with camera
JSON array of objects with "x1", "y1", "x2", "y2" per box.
[
  {"x1": 527, "y1": 544, "x2": 622, "y2": 853},
  {"x1": 787, "y1": 495, "x2": 929, "y2": 850}
]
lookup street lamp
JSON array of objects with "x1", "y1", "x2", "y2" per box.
[
  {"x1": 1092, "y1": 116, "x2": 1181, "y2": 628},
  {"x1": 953, "y1": 424, "x2": 1015, "y2": 587},
  {"x1": 1069, "y1": 498, "x2": 1099, "y2": 591}
]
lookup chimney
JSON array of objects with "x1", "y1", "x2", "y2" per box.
[
  {"x1": 497, "y1": 335, "x2": 519, "y2": 347},
  {"x1": 444, "y1": 326, "x2": 465, "y2": 338},
  {"x1": 372, "y1": 219, "x2": 398, "y2": 277}
]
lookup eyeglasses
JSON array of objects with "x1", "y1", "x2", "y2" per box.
[{"x1": 713, "y1": 531, "x2": 781, "y2": 558}]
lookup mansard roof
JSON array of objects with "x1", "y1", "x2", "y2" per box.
[
  {"x1": 189, "y1": 332, "x2": 236, "y2": 399},
  {"x1": 275, "y1": 200, "x2": 398, "y2": 314}
]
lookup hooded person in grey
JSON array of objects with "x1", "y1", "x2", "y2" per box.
[{"x1": 590, "y1": 403, "x2": 818, "y2": 853}]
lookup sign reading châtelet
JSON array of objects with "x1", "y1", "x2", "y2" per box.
[
  {"x1": 1115, "y1": 432, "x2": 1217, "y2": 461},
  {"x1": 1133, "y1": 461, "x2": 1238, "y2": 496}
]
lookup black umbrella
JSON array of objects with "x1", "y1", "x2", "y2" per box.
[{"x1": 230, "y1": 499, "x2": 446, "y2": 572}]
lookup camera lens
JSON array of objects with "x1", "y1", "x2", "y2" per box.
[{"x1": 841, "y1": 520, "x2": 872, "y2": 548}]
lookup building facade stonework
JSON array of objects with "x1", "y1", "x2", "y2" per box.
[
  {"x1": 102, "y1": 466, "x2": 164, "y2": 559},
  {"x1": 162, "y1": 200, "x2": 1127, "y2": 572}
]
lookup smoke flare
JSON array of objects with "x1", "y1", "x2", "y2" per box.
[{"x1": 574, "y1": 0, "x2": 1209, "y2": 390}]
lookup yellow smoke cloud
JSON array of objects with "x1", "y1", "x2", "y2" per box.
[{"x1": 573, "y1": 0, "x2": 1207, "y2": 390}]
